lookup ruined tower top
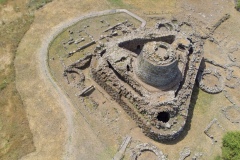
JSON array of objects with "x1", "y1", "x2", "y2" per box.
[
  {"x1": 142, "y1": 41, "x2": 176, "y2": 66},
  {"x1": 135, "y1": 40, "x2": 180, "y2": 89}
]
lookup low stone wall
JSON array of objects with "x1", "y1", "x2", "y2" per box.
[
  {"x1": 118, "y1": 35, "x2": 176, "y2": 53},
  {"x1": 91, "y1": 66, "x2": 186, "y2": 141},
  {"x1": 91, "y1": 67, "x2": 151, "y2": 133},
  {"x1": 131, "y1": 143, "x2": 167, "y2": 160},
  {"x1": 198, "y1": 69, "x2": 223, "y2": 94}
]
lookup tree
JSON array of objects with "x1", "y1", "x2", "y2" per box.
[{"x1": 222, "y1": 131, "x2": 240, "y2": 160}]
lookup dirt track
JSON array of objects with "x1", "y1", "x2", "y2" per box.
[
  {"x1": 14, "y1": 0, "x2": 115, "y2": 159},
  {"x1": 31, "y1": 8, "x2": 145, "y2": 160}
]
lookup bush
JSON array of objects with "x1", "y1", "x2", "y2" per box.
[
  {"x1": 27, "y1": 0, "x2": 53, "y2": 10},
  {"x1": 214, "y1": 155, "x2": 221, "y2": 160},
  {"x1": 0, "y1": 80, "x2": 8, "y2": 91},
  {"x1": 0, "y1": 0, "x2": 7, "y2": 5},
  {"x1": 222, "y1": 131, "x2": 240, "y2": 160},
  {"x1": 236, "y1": 0, "x2": 240, "y2": 10}
]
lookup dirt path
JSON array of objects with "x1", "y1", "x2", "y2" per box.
[
  {"x1": 33, "y1": 8, "x2": 145, "y2": 159},
  {"x1": 14, "y1": 0, "x2": 117, "y2": 159}
]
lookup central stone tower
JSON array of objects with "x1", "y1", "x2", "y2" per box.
[{"x1": 135, "y1": 41, "x2": 180, "y2": 89}]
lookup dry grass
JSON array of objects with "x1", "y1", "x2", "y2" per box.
[
  {"x1": 0, "y1": 10, "x2": 35, "y2": 160},
  {"x1": 0, "y1": 0, "x2": 53, "y2": 159}
]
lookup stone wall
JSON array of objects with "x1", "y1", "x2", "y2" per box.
[
  {"x1": 136, "y1": 52, "x2": 180, "y2": 88},
  {"x1": 91, "y1": 66, "x2": 185, "y2": 141},
  {"x1": 118, "y1": 35, "x2": 176, "y2": 53}
]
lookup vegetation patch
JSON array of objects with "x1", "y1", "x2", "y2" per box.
[
  {"x1": 236, "y1": 0, "x2": 240, "y2": 10},
  {"x1": 222, "y1": 131, "x2": 240, "y2": 160},
  {"x1": 108, "y1": 0, "x2": 127, "y2": 8},
  {"x1": 0, "y1": 0, "x2": 7, "y2": 5},
  {"x1": 0, "y1": 80, "x2": 8, "y2": 91},
  {"x1": 191, "y1": 87, "x2": 214, "y2": 114},
  {"x1": 0, "y1": 13, "x2": 35, "y2": 160},
  {"x1": 214, "y1": 155, "x2": 221, "y2": 160},
  {"x1": 27, "y1": 0, "x2": 53, "y2": 10},
  {"x1": 0, "y1": 0, "x2": 53, "y2": 159}
]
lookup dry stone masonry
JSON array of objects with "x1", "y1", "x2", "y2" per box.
[
  {"x1": 49, "y1": 9, "x2": 239, "y2": 144},
  {"x1": 131, "y1": 143, "x2": 167, "y2": 160},
  {"x1": 90, "y1": 19, "x2": 204, "y2": 141}
]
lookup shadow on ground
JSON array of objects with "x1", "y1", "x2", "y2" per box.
[{"x1": 163, "y1": 84, "x2": 200, "y2": 145}]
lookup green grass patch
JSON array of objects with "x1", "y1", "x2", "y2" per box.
[
  {"x1": 27, "y1": 0, "x2": 53, "y2": 10},
  {"x1": 214, "y1": 155, "x2": 221, "y2": 160},
  {"x1": 237, "y1": 0, "x2": 240, "y2": 10},
  {"x1": 222, "y1": 131, "x2": 240, "y2": 160},
  {"x1": 0, "y1": 80, "x2": 7, "y2": 91},
  {"x1": 98, "y1": 146, "x2": 117, "y2": 160},
  {"x1": 190, "y1": 87, "x2": 214, "y2": 114},
  {"x1": 108, "y1": 0, "x2": 127, "y2": 8},
  {"x1": 0, "y1": 0, "x2": 8, "y2": 5}
]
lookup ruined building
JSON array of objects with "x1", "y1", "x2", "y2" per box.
[{"x1": 89, "y1": 21, "x2": 204, "y2": 141}]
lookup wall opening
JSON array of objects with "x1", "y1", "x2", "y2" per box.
[
  {"x1": 137, "y1": 45, "x2": 141, "y2": 50},
  {"x1": 189, "y1": 46, "x2": 193, "y2": 54},
  {"x1": 178, "y1": 44, "x2": 185, "y2": 50},
  {"x1": 127, "y1": 65, "x2": 130, "y2": 71},
  {"x1": 157, "y1": 112, "x2": 170, "y2": 123}
]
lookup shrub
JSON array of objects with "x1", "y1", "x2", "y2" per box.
[
  {"x1": 236, "y1": 0, "x2": 240, "y2": 10},
  {"x1": 0, "y1": 0, "x2": 7, "y2": 5},
  {"x1": 27, "y1": 0, "x2": 53, "y2": 10},
  {"x1": 0, "y1": 80, "x2": 7, "y2": 91},
  {"x1": 214, "y1": 155, "x2": 221, "y2": 160},
  {"x1": 222, "y1": 131, "x2": 240, "y2": 160}
]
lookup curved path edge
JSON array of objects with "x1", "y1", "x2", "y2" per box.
[
  {"x1": 40, "y1": 9, "x2": 145, "y2": 159},
  {"x1": 16, "y1": 9, "x2": 146, "y2": 160}
]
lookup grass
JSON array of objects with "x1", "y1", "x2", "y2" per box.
[
  {"x1": 214, "y1": 155, "x2": 221, "y2": 160},
  {"x1": 0, "y1": 13, "x2": 35, "y2": 159},
  {"x1": 222, "y1": 131, "x2": 240, "y2": 160},
  {"x1": 27, "y1": 0, "x2": 53, "y2": 10},
  {"x1": 0, "y1": 80, "x2": 7, "y2": 91},
  {"x1": 108, "y1": 0, "x2": 128, "y2": 8},
  {"x1": 191, "y1": 86, "x2": 214, "y2": 114},
  {"x1": 0, "y1": 0, "x2": 7, "y2": 5},
  {"x1": 236, "y1": 0, "x2": 240, "y2": 10},
  {"x1": 0, "y1": 0, "x2": 53, "y2": 159}
]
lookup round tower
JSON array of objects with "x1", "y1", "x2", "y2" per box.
[{"x1": 135, "y1": 41, "x2": 180, "y2": 88}]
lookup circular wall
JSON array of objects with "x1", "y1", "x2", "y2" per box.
[{"x1": 135, "y1": 51, "x2": 179, "y2": 88}]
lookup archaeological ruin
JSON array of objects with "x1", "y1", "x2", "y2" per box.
[
  {"x1": 60, "y1": 10, "x2": 207, "y2": 141},
  {"x1": 47, "y1": 10, "x2": 239, "y2": 151},
  {"x1": 90, "y1": 24, "x2": 203, "y2": 141}
]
